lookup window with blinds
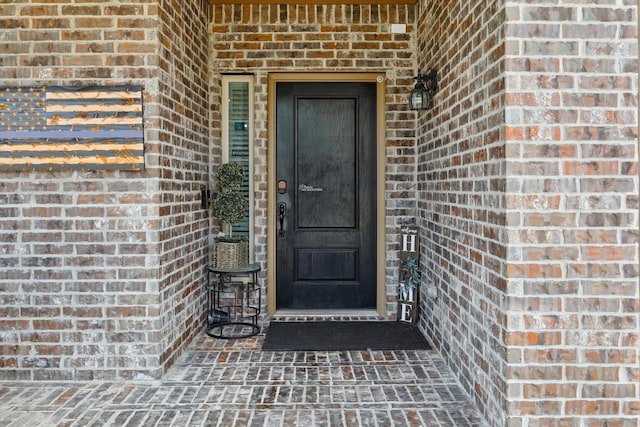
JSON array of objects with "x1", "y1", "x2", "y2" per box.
[{"x1": 222, "y1": 75, "x2": 254, "y2": 258}]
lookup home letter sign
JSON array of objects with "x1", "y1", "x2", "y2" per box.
[{"x1": 397, "y1": 226, "x2": 420, "y2": 324}]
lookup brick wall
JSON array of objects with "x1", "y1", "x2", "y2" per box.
[
  {"x1": 416, "y1": 0, "x2": 509, "y2": 423},
  {"x1": 209, "y1": 2, "x2": 418, "y2": 316},
  {"x1": 0, "y1": 0, "x2": 210, "y2": 380},
  {"x1": 154, "y1": 0, "x2": 210, "y2": 377},
  {"x1": 503, "y1": 1, "x2": 638, "y2": 425},
  {"x1": 2, "y1": 2, "x2": 637, "y2": 423},
  {"x1": 417, "y1": 0, "x2": 639, "y2": 425}
]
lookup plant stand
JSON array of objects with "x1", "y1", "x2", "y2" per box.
[{"x1": 206, "y1": 264, "x2": 261, "y2": 339}]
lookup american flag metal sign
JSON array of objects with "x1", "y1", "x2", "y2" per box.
[{"x1": 0, "y1": 85, "x2": 144, "y2": 171}]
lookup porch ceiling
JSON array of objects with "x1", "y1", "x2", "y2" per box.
[{"x1": 208, "y1": 0, "x2": 414, "y2": 4}]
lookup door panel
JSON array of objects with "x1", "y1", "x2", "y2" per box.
[
  {"x1": 276, "y1": 82, "x2": 377, "y2": 310},
  {"x1": 296, "y1": 249, "x2": 357, "y2": 280},
  {"x1": 297, "y1": 98, "x2": 356, "y2": 229}
]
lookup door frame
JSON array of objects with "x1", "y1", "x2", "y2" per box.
[{"x1": 267, "y1": 72, "x2": 387, "y2": 316}]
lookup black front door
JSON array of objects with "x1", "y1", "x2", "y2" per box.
[{"x1": 276, "y1": 82, "x2": 377, "y2": 309}]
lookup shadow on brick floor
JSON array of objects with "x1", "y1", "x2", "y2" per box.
[{"x1": 0, "y1": 321, "x2": 487, "y2": 426}]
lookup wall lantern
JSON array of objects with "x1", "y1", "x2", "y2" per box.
[{"x1": 409, "y1": 69, "x2": 438, "y2": 110}]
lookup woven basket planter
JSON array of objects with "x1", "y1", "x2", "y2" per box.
[{"x1": 213, "y1": 240, "x2": 248, "y2": 269}]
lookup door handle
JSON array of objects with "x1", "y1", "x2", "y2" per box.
[{"x1": 278, "y1": 202, "x2": 286, "y2": 238}]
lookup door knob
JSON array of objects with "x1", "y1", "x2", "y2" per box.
[{"x1": 278, "y1": 202, "x2": 286, "y2": 238}]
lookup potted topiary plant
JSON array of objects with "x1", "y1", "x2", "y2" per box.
[{"x1": 212, "y1": 162, "x2": 249, "y2": 268}]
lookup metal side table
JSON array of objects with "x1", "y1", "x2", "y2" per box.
[{"x1": 206, "y1": 264, "x2": 261, "y2": 339}]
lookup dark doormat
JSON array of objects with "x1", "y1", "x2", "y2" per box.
[{"x1": 261, "y1": 321, "x2": 432, "y2": 351}]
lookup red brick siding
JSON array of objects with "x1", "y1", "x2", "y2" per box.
[
  {"x1": 1, "y1": 4, "x2": 637, "y2": 424},
  {"x1": 416, "y1": 0, "x2": 509, "y2": 424},
  {"x1": 209, "y1": 2, "x2": 418, "y2": 317},
  {"x1": 417, "y1": 0, "x2": 639, "y2": 425},
  {"x1": 0, "y1": 0, "x2": 210, "y2": 380},
  {"x1": 503, "y1": 1, "x2": 639, "y2": 425},
  {"x1": 155, "y1": 0, "x2": 210, "y2": 376}
]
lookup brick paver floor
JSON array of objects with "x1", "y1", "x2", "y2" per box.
[{"x1": 0, "y1": 321, "x2": 486, "y2": 426}]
